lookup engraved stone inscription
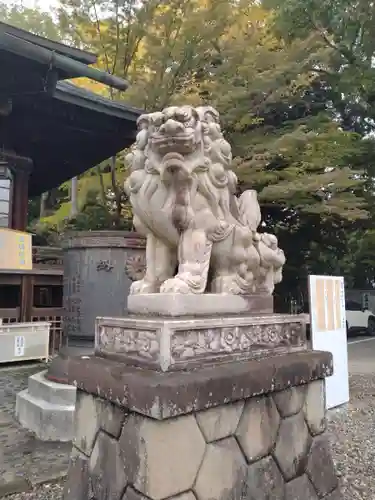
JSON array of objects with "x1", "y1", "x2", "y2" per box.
[
  {"x1": 98, "y1": 326, "x2": 160, "y2": 360},
  {"x1": 63, "y1": 255, "x2": 83, "y2": 338},
  {"x1": 65, "y1": 296, "x2": 82, "y2": 335},
  {"x1": 96, "y1": 260, "x2": 114, "y2": 272}
]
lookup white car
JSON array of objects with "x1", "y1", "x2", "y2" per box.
[{"x1": 345, "y1": 301, "x2": 375, "y2": 335}]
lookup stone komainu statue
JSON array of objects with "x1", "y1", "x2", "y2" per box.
[{"x1": 124, "y1": 105, "x2": 285, "y2": 295}]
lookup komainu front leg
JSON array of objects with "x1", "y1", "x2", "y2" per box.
[
  {"x1": 130, "y1": 234, "x2": 176, "y2": 294},
  {"x1": 160, "y1": 229, "x2": 212, "y2": 294}
]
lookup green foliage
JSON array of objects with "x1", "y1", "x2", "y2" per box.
[
  {"x1": 30, "y1": 187, "x2": 133, "y2": 244},
  {"x1": 64, "y1": 190, "x2": 133, "y2": 231},
  {"x1": 265, "y1": 0, "x2": 375, "y2": 136},
  {"x1": 28, "y1": 219, "x2": 61, "y2": 247},
  {"x1": 194, "y1": 14, "x2": 368, "y2": 220},
  {"x1": 257, "y1": 0, "x2": 375, "y2": 295},
  {"x1": 0, "y1": 3, "x2": 62, "y2": 40}
]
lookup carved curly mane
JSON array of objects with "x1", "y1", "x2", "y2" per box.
[{"x1": 125, "y1": 106, "x2": 249, "y2": 244}]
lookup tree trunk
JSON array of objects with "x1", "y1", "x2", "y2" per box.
[
  {"x1": 39, "y1": 192, "x2": 48, "y2": 218},
  {"x1": 71, "y1": 177, "x2": 78, "y2": 217},
  {"x1": 95, "y1": 165, "x2": 107, "y2": 206},
  {"x1": 110, "y1": 156, "x2": 122, "y2": 226}
]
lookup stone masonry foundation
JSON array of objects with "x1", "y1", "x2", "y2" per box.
[{"x1": 63, "y1": 350, "x2": 340, "y2": 500}]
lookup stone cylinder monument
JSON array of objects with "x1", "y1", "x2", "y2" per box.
[
  {"x1": 63, "y1": 105, "x2": 340, "y2": 500},
  {"x1": 62, "y1": 230, "x2": 145, "y2": 348}
]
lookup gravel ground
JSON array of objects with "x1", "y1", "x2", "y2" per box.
[
  {"x1": 0, "y1": 362, "x2": 70, "y2": 499},
  {"x1": 4, "y1": 372, "x2": 375, "y2": 500},
  {"x1": 4, "y1": 482, "x2": 64, "y2": 500},
  {"x1": 328, "y1": 373, "x2": 375, "y2": 500}
]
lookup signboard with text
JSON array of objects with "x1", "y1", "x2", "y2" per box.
[
  {"x1": 0, "y1": 228, "x2": 32, "y2": 271},
  {"x1": 308, "y1": 275, "x2": 349, "y2": 409}
]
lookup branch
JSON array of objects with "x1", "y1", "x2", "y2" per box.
[
  {"x1": 122, "y1": 0, "x2": 138, "y2": 78},
  {"x1": 90, "y1": 0, "x2": 113, "y2": 97},
  {"x1": 112, "y1": 0, "x2": 120, "y2": 76},
  {"x1": 306, "y1": 12, "x2": 357, "y2": 65}
]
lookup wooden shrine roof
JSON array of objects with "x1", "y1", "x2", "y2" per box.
[{"x1": 0, "y1": 22, "x2": 142, "y2": 196}]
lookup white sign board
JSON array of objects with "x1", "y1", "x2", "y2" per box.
[
  {"x1": 308, "y1": 275, "x2": 349, "y2": 409},
  {"x1": 14, "y1": 336, "x2": 25, "y2": 357}
]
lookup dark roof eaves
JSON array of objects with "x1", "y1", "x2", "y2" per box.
[
  {"x1": 0, "y1": 21, "x2": 96, "y2": 64},
  {"x1": 55, "y1": 81, "x2": 143, "y2": 122}
]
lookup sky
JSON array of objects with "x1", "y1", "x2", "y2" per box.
[{"x1": 5, "y1": 0, "x2": 57, "y2": 12}]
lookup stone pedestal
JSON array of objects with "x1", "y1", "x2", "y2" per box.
[
  {"x1": 63, "y1": 346, "x2": 340, "y2": 500},
  {"x1": 95, "y1": 311, "x2": 306, "y2": 372}
]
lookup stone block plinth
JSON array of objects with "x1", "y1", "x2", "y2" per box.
[
  {"x1": 127, "y1": 293, "x2": 273, "y2": 316},
  {"x1": 95, "y1": 313, "x2": 306, "y2": 372},
  {"x1": 16, "y1": 370, "x2": 76, "y2": 441},
  {"x1": 63, "y1": 350, "x2": 340, "y2": 500}
]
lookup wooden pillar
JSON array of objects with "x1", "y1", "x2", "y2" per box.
[
  {"x1": 12, "y1": 168, "x2": 30, "y2": 231},
  {"x1": 0, "y1": 151, "x2": 32, "y2": 231},
  {"x1": 20, "y1": 274, "x2": 34, "y2": 322}
]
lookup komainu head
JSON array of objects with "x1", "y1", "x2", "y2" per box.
[
  {"x1": 147, "y1": 106, "x2": 203, "y2": 156},
  {"x1": 125, "y1": 105, "x2": 233, "y2": 182}
]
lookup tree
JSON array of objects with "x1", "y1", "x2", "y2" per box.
[
  {"x1": 259, "y1": 0, "x2": 375, "y2": 293},
  {"x1": 56, "y1": 0, "x2": 247, "y2": 109},
  {"x1": 264, "y1": 0, "x2": 375, "y2": 137},
  {"x1": 0, "y1": 3, "x2": 62, "y2": 40},
  {"x1": 59, "y1": 0, "x2": 369, "y2": 216},
  {"x1": 179, "y1": 4, "x2": 375, "y2": 303},
  {"x1": 196, "y1": 7, "x2": 367, "y2": 215}
]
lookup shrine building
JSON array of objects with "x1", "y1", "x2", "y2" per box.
[{"x1": 0, "y1": 21, "x2": 140, "y2": 350}]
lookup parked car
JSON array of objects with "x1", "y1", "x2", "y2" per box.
[{"x1": 345, "y1": 300, "x2": 375, "y2": 336}]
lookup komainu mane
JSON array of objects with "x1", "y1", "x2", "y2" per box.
[{"x1": 124, "y1": 105, "x2": 285, "y2": 295}]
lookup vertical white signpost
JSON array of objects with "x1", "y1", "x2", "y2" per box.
[{"x1": 308, "y1": 275, "x2": 349, "y2": 409}]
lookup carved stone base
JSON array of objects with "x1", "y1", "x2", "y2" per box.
[
  {"x1": 95, "y1": 313, "x2": 307, "y2": 372},
  {"x1": 127, "y1": 293, "x2": 273, "y2": 316}
]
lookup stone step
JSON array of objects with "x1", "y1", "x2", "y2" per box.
[
  {"x1": 16, "y1": 389, "x2": 75, "y2": 442},
  {"x1": 27, "y1": 370, "x2": 77, "y2": 406}
]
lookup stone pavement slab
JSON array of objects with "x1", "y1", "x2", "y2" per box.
[{"x1": 0, "y1": 363, "x2": 71, "y2": 497}]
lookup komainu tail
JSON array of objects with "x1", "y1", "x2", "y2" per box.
[{"x1": 238, "y1": 190, "x2": 261, "y2": 232}]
